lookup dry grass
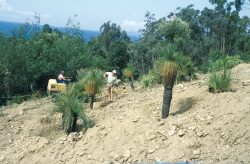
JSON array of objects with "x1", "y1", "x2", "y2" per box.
[{"x1": 162, "y1": 61, "x2": 178, "y2": 87}]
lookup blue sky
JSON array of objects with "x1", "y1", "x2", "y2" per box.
[{"x1": 0, "y1": 0, "x2": 249, "y2": 32}]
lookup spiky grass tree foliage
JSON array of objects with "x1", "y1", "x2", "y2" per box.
[
  {"x1": 208, "y1": 57, "x2": 232, "y2": 93},
  {"x1": 162, "y1": 61, "x2": 178, "y2": 119},
  {"x1": 159, "y1": 44, "x2": 195, "y2": 82},
  {"x1": 55, "y1": 85, "x2": 91, "y2": 134},
  {"x1": 123, "y1": 67, "x2": 135, "y2": 91},
  {"x1": 82, "y1": 69, "x2": 104, "y2": 109}
]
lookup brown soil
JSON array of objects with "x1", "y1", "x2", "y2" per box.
[{"x1": 0, "y1": 64, "x2": 250, "y2": 164}]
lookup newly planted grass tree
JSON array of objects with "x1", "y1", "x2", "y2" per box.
[
  {"x1": 123, "y1": 67, "x2": 135, "y2": 91},
  {"x1": 161, "y1": 61, "x2": 178, "y2": 119},
  {"x1": 208, "y1": 56, "x2": 233, "y2": 93},
  {"x1": 55, "y1": 85, "x2": 91, "y2": 134},
  {"x1": 82, "y1": 69, "x2": 104, "y2": 109}
]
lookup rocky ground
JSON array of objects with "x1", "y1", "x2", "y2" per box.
[{"x1": 0, "y1": 64, "x2": 250, "y2": 164}]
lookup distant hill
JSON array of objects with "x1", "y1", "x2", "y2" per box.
[{"x1": 0, "y1": 21, "x2": 139, "y2": 41}]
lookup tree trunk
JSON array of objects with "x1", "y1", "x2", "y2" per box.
[
  {"x1": 130, "y1": 77, "x2": 135, "y2": 91},
  {"x1": 162, "y1": 86, "x2": 173, "y2": 119},
  {"x1": 89, "y1": 96, "x2": 94, "y2": 109},
  {"x1": 71, "y1": 115, "x2": 78, "y2": 132}
]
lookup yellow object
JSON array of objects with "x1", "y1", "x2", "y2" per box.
[{"x1": 47, "y1": 79, "x2": 66, "y2": 95}]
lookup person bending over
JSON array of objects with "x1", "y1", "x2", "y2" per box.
[{"x1": 104, "y1": 70, "x2": 117, "y2": 101}]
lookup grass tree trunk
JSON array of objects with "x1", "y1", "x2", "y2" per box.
[
  {"x1": 62, "y1": 112, "x2": 78, "y2": 134},
  {"x1": 130, "y1": 77, "x2": 135, "y2": 91},
  {"x1": 162, "y1": 86, "x2": 173, "y2": 119},
  {"x1": 71, "y1": 115, "x2": 78, "y2": 132},
  {"x1": 89, "y1": 96, "x2": 94, "y2": 109}
]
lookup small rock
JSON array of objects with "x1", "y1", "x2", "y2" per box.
[
  {"x1": 148, "y1": 148, "x2": 155, "y2": 154},
  {"x1": 86, "y1": 155, "x2": 92, "y2": 160},
  {"x1": 19, "y1": 109, "x2": 23, "y2": 115},
  {"x1": 99, "y1": 130, "x2": 108, "y2": 136},
  {"x1": 242, "y1": 80, "x2": 250, "y2": 86},
  {"x1": 132, "y1": 118, "x2": 139, "y2": 122},
  {"x1": 188, "y1": 126, "x2": 197, "y2": 131},
  {"x1": 113, "y1": 153, "x2": 122, "y2": 161},
  {"x1": 168, "y1": 126, "x2": 177, "y2": 136},
  {"x1": 221, "y1": 154, "x2": 230, "y2": 160},
  {"x1": 122, "y1": 150, "x2": 131, "y2": 161},
  {"x1": 178, "y1": 130, "x2": 185, "y2": 137},
  {"x1": 0, "y1": 156, "x2": 5, "y2": 162},
  {"x1": 196, "y1": 131, "x2": 204, "y2": 137},
  {"x1": 193, "y1": 150, "x2": 200, "y2": 155},
  {"x1": 191, "y1": 150, "x2": 201, "y2": 159},
  {"x1": 157, "y1": 121, "x2": 165, "y2": 127}
]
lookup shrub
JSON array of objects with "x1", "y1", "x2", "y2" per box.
[
  {"x1": 211, "y1": 55, "x2": 242, "y2": 71},
  {"x1": 0, "y1": 107, "x2": 5, "y2": 117},
  {"x1": 54, "y1": 85, "x2": 92, "y2": 134},
  {"x1": 123, "y1": 67, "x2": 135, "y2": 79},
  {"x1": 123, "y1": 67, "x2": 135, "y2": 91},
  {"x1": 208, "y1": 57, "x2": 233, "y2": 93},
  {"x1": 203, "y1": 50, "x2": 242, "y2": 72},
  {"x1": 78, "y1": 69, "x2": 104, "y2": 109},
  {"x1": 208, "y1": 71, "x2": 232, "y2": 93},
  {"x1": 140, "y1": 69, "x2": 161, "y2": 88}
]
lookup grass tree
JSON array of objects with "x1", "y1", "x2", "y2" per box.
[
  {"x1": 161, "y1": 61, "x2": 178, "y2": 119},
  {"x1": 55, "y1": 85, "x2": 91, "y2": 134},
  {"x1": 82, "y1": 69, "x2": 104, "y2": 109},
  {"x1": 123, "y1": 67, "x2": 135, "y2": 91},
  {"x1": 208, "y1": 56, "x2": 233, "y2": 93}
]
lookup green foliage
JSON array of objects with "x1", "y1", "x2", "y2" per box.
[
  {"x1": 31, "y1": 91, "x2": 45, "y2": 99},
  {"x1": 211, "y1": 55, "x2": 242, "y2": 71},
  {"x1": 139, "y1": 44, "x2": 196, "y2": 88},
  {"x1": 208, "y1": 71, "x2": 232, "y2": 93},
  {"x1": 140, "y1": 69, "x2": 162, "y2": 88},
  {"x1": 54, "y1": 85, "x2": 92, "y2": 134},
  {"x1": 158, "y1": 44, "x2": 196, "y2": 82},
  {"x1": 205, "y1": 50, "x2": 242, "y2": 72},
  {"x1": 10, "y1": 96, "x2": 26, "y2": 104},
  {"x1": 0, "y1": 107, "x2": 5, "y2": 117},
  {"x1": 140, "y1": 74, "x2": 156, "y2": 88},
  {"x1": 158, "y1": 17, "x2": 190, "y2": 45},
  {"x1": 77, "y1": 68, "x2": 104, "y2": 109},
  {"x1": 208, "y1": 55, "x2": 233, "y2": 93},
  {"x1": 97, "y1": 21, "x2": 130, "y2": 71},
  {"x1": 0, "y1": 3, "x2": 249, "y2": 100},
  {"x1": 77, "y1": 69, "x2": 104, "y2": 94},
  {"x1": 123, "y1": 67, "x2": 135, "y2": 79}
]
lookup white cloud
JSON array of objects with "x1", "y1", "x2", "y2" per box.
[
  {"x1": 122, "y1": 20, "x2": 145, "y2": 31},
  {"x1": 0, "y1": 0, "x2": 13, "y2": 12},
  {"x1": 0, "y1": 1, "x2": 51, "y2": 21},
  {"x1": 18, "y1": 11, "x2": 35, "y2": 16}
]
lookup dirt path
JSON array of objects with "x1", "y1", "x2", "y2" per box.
[{"x1": 0, "y1": 64, "x2": 250, "y2": 164}]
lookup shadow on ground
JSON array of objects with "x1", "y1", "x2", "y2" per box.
[{"x1": 171, "y1": 97, "x2": 196, "y2": 116}]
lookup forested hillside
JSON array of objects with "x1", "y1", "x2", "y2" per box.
[{"x1": 0, "y1": 0, "x2": 249, "y2": 104}]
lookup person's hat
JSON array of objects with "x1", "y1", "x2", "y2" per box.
[{"x1": 112, "y1": 70, "x2": 117, "y2": 74}]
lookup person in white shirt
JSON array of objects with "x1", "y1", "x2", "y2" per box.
[
  {"x1": 104, "y1": 70, "x2": 117, "y2": 101},
  {"x1": 58, "y1": 71, "x2": 66, "y2": 84}
]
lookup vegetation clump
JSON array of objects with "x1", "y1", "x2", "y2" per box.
[
  {"x1": 123, "y1": 67, "x2": 135, "y2": 91},
  {"x1": 54, "y1": 84, "x2": 93, "y2": 134}
]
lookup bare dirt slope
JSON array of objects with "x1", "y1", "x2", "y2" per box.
[{"x1": 0, "y1": 64, "x2": 250, "y2": 164}]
